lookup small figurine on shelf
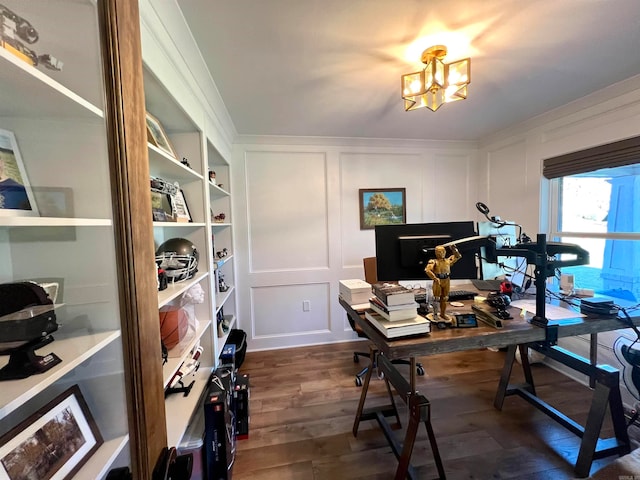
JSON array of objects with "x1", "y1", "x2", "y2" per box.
[
  {"x1": 213, "y1": 212, "x2": 226, "y2": 223},
  {"x1": 209, "y1": 170, "x2": 216, "y2": 184},
  {"x1": 181, "y1": 157, "x2": 191, "y2": 169},
  {"x1": 218, "y1": 272, "x2": 230, "y2": 292},
  {"x1": 216, "y1": 248, "x2": 228, "y2": 259}
]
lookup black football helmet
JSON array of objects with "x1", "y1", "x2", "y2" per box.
[{"x1": 155, "y1": 238, "x2": 199, "y2": 282}]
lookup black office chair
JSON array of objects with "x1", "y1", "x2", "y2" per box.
[{"x1": 351, "y1": 258, "x2": 424, "y2": 386}]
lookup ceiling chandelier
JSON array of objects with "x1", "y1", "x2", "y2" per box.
[{"x1": 401, "y1": 45, "x2": 471, "y2": 112}]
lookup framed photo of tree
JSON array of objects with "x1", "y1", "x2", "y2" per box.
[
  {"x1": 0, "y1": 385, "x2": 102, "y2": 480},
  {"x1": 359, "y1": 188, "x2": 406, "y2": 230}
]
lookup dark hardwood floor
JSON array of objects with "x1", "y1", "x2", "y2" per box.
[{"x1": 232, "y1": 340, "x2": 626, "y2": 479}]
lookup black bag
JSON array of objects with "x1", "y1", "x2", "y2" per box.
[{"x1": 226, "y1": 329, "x2": 247, "y2": 369}]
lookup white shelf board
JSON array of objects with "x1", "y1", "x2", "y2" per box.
[
  {"x1": 213, "y1": 254, "x2": 234, "y2": 270},
  {"x1": 209, "y1": 182, "x2": 230, "y2": 197},
  {"x1": 158, "y1": 271, "x2": 209, "y2": 308},
  {"x1": 0, "y1": 47, "x2": 102, "y2": 118},
  {"x1": 76, "y1": 434, "x2": 129, "y2": 480},
  {"x1": 153, "y1": 221, "x2": 206, "y2": 228},
  {"x1": 215, "y1": 315, "x2": 237, "y2": 358},
  {"x1": 0, "y1": 217, "x2": 112, "y2": 227},
  {"x1": 215, "y1": 286, "x2": 235, "y2": 313},
  {"x1": 211, "y1": 222, "x2": 232, "y2": 229},
  {"x1": 163, "y1": 319, "x2": 212, "y2": 387},
  {"x1": 149, "y1": 144, "x2": 204, "y2": 183},
  {"x1": 0, "y1": 329, "x2": 121, "y2": 418},
  {"x1": 165, "y1": 368, "x2": 211, "y2": 448}
]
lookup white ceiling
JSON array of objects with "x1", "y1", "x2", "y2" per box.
[{"x1": 177, "y1": 0, "x2": 640, "y2": 142}]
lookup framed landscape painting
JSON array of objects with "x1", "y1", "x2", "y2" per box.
[
  {"x1": 0, "y1": 385, "x2": 103, "y2": 480},
  {"x1": 359, "y1": 188, "x2": 406, "y2": 230},
  {"x1": 146, "y1": 112, "x2": 177, "y2": 158}
]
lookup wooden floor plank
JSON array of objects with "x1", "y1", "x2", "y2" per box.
[{"x1": 232, "y1": 341, "x2": 627, "y2": 479}]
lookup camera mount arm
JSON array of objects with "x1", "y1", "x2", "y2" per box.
[{"x1": 441, "y1": 233, "x2": 589, "y2": 331}]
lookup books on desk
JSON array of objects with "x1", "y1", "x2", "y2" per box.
[
  {"x1": 371, "y1": 282, "x2": 414, "y2": 306},
  {"x1": 364, "y1": 310, "x2": 430, "y2": 339},
  {"x1": 369, "y1": 296, "x2": 418, "y2": 322},
  {"x1": 339, "y1": 278, "x2": 371, "y2": 305}
]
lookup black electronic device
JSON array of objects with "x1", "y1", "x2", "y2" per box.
[
  {"x1": 477, "y1": 220, "x2": 520, "y2": 282},
  {"x1": 375, "y1": 221, "x2": 479, "y2": 281},
  {"x1": 234, "y1": 373, "x2": 250, "y2": 439},
  {"x1": 0, "y1": 282, "x2": 61, "y2": 380},
  {"x1": 580, "y1": 298, "x2": 619, "y2": 317},
  {"x1": 448, "y1": 290, "x2": 476, "y2": 301},
  {"x1": 204, "y1": 372, "x2": 234, "y2": 480},
  {"x1": 453, "y1": 313, "x2": 478, "y2": 328}
]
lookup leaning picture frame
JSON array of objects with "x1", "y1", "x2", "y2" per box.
[
  {"x1": 0, "y1": 128, "x2": 38, "y2": 217},
  {"x1": 359, "y1": 188, "x2": 406, "y2": 230},
  {"x1": 170, "y1": 189, "x2": 192, "y2": 223},
  {"x1": 0, "y1": 385, "x2": 103, "y2": 480},
  {"x1": 146, "y1": 112, "x2": 177, "y2": 159}
]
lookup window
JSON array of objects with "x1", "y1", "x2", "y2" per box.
[{"x1": 549, "y1": 162, "x2": 640, "y2": 301}]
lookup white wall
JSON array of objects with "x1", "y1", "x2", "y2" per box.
[{"x1": 232, "y1": 137, "x2": 480, "y2": 351}]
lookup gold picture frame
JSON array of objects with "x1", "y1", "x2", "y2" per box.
[{"x1": 146, "y1": 112, "x2": 177, "y2": 158}]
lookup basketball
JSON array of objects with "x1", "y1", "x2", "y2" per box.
[{"x1": 159, "y1": 308, "x2": 188, "y2": 350}]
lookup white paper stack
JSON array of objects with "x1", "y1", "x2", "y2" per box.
[
  {"x1": 339, "y1": 279, "x2": 372, "y2": 305},
  {"x1": 364, "y1": 310, "x2": 431, "y2": 339}
]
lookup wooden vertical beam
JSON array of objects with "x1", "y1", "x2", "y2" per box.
[{"x1": 98, "y1": 0, "x2": 167, "y2": 477}]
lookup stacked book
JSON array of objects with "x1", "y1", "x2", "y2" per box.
[
  {"x1": 339, "y1": 278, "x2": 372, "y2": 306},
  {"x1": 365, "y1": 282, "x2": 430, "y2": 339}
]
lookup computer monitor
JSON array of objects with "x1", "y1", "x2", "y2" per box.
[
  {"x1": 477, "y1": 221, "x2": 529, "y2": 290},
  {"x1": 375, "y1": 221, "x2": 479, "y2": 281}
]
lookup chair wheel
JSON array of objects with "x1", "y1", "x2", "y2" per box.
[
  {"x1": 353, "y1": 353, "x2": 359, "y2": 363},
  {"x1": 417, "y1": 365, "x2": 425, "y2": 376},
  {"x1": 355, "y1": 376, "x2": 362, "y2": 387}
]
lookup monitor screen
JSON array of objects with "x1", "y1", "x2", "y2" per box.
[
  {"x1": 375, "y1": 221, "x2": 479, "y2": 281},
  {"x1": 477, "y1": 221, "x2": 528, "y2": 289}
]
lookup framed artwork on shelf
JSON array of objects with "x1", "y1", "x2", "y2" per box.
[
  {"x1": 151, "y1": 191, "x2": 175, "y2": 222},
  {"x1": 0, "y1": 385, "x2": 103, "y2": 480},
  {"x1": 170, "y1": 189, "x2": 191, "y2": 223},
  {"x1": 359, "y1": 188, "x2": 406, "y2": 230},
  {"x1": 0, "y1": 128, "x2": 38, "y2": 217},
  {"x1": 146, "y1": 112, "x2": 177, "y2": 158}
]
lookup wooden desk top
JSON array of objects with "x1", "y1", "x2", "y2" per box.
[{"x1": 339, "y1": 296, "x2": 640, "y2": 360}]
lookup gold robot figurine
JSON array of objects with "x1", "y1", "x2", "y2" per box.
[{"x1": 425, "y1": 244, "x2": 462, "y2": 322}]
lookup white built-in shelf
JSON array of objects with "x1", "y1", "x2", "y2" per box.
[
  {"x1": 213, "y1": 254, "x2": 233, "y2": 270},
  {"x1": 165, "y1": 368, "x2": 211, "y2": 448},
  {"x1": 158, "y1": 272, "x2": 209, "y2": 308},
  {"x1": 0, "y1": 47, "x2": 102, "y2": 119},
  {"x1": 209, "y1": 182, "x2": 230, "y2": 197},
  {"x1": 0, "y1": 329, "x2": 121, "y2": 418},
  {"x1": 148, "y1": 144, "x2": 204, "y2": 183},
  {"x1": 0, "y1": 217, "x2": 112, "y2": 227},
  {"x1": 211, "y1": 222, "x2": 232, "y2": 228},
  {"x1": 162, "y1": 319, "x2": 212, "y2": 387},
  {"x1": 77, "y1": 435, "x2": 129, "y2": 480},
  {"x1": 215, "y1": 286, "x2": 235, "y2": 313},
  {"x1": 153, "y1": 221, "x2": 207, "y2": 228},
  {"x1": 215, "y1": 315, "x2": 237, "y2": 358}
]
